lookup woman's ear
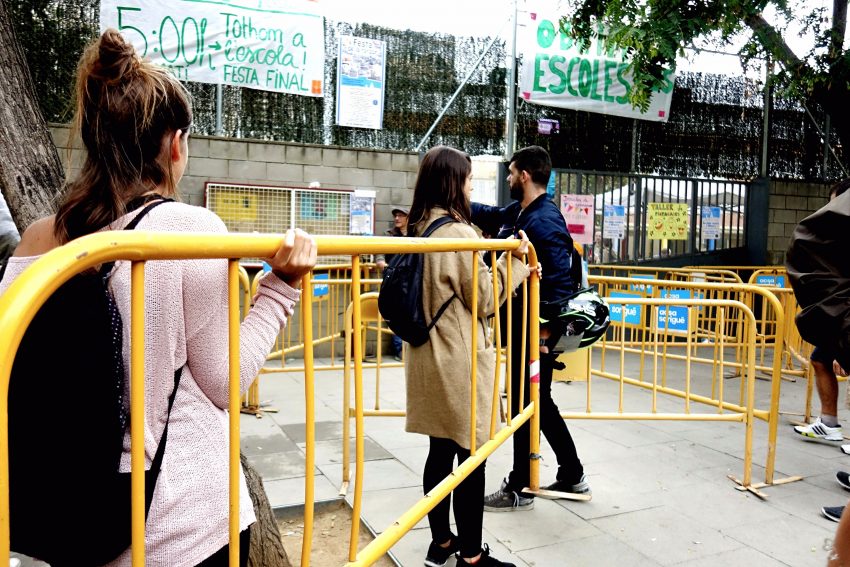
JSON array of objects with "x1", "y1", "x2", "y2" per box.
[{"x1": 170, "y1": 129, "x2": 184, "y2": 163}]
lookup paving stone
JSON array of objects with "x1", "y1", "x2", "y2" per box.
[
  {"x1": 249, "y1": 450, "x2": 312, "y2": 481},
  {"x1": 670, "y1": 545, "x2": 787, "y2": 566},
  {"x1": 721, "y1": 515, "x2": 833, "y2": 567},
  {"x1": 301, "y1": 437, "x2": 393, "y2": 466},
  {"x1": 319, "y1": 458, "x2": 421, "y2": 492},
  {"x1": 281, "y1": 420, "x2": 344, "y2": 443},
  {"x1": 484, "y1": 498, "x2": 602, "y2": 551},
  {"x1": 264, "y1": 474, "x2": 340, "y2": 508},
  {"x1": 518, "y1": 533, "x2": 660, "y2": 567},
  {"x1": 592, "y1": 507, "x2": 743, "y2": 565}
]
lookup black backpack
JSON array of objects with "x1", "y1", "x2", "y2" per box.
[
  {"x1": 379, "y1": 216, "x2": 457, "y2": 347},
  {"x1": 8, "y1": 198, "x2": 181, "y2": 566}
]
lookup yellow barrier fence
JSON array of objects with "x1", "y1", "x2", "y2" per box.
[{"x1": 0, "y1": 232, "x2": 537, "y2": 567}]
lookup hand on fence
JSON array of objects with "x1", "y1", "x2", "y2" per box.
[
  {"x1": 268, "y1": 228, "x2": 318, "y2": 287},
  {"x1": 834, "y1": 360, "x2": 848, "y2": 377},
  {"x1": 508, "y1": 229, "x2": 531, "y2": 260}
]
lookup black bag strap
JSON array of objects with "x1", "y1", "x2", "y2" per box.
[
  {"x1": 100, "y1": 197, "x2": 174, "y2": 277},
  {"x1": 420, "y1": 215, "x2": 459, "y2": 330},
  {"x1": 144, "y1": 367, "x2": 182, "y2": 512}
]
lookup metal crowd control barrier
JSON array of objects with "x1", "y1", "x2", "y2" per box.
[
  {"x1": 0, "y1": 232, "x2": 538, "y2": 567},
  {"x1": 590, "y1": 264, "x2": 744, "y2": 284},
  {"x1": 588, "y1": 275, "x2": 802, "y2": 495}
]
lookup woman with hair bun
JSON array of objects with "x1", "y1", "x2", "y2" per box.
[{"x1": 1, "y1": 29, "x2": 316, "y2": 566}]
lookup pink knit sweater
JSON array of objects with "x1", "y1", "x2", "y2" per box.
[{"x1": 0, "y1": 203, "x2": 300, "y2": 566}]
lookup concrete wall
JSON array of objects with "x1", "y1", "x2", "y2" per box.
[
  {"x1": 49, "y1": 123, "x2": 419, "y2": 235},
  {"x1": 766, "y1": 180, "x2": 831, "y2": 265}
]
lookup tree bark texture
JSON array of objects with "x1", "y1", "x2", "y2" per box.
[
  {"x1": 0, "y1": 0, "x2": 64, "y2": 233},
  {"x1": 241, "y1": 453, "x2": 293, "y2": 567}
]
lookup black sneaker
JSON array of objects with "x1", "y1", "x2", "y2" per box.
[
  {"x1": 483, "y1": 478, "x2": 533, "y2": 512},
  {"x1": 837, "y1": 471, "x2": 850, "y2": 491},
  {"x1": 823, "y1": 505, "x2": 844, "y2": 522},
  {"x1": 424, "y1": 534, "x2": 458, "y2": 567},
  {"x1": 457, "y1": 543, "x2": 516, "y2": 567},
  {"x1": 544, "y1": 473, "x2": 591, "y2": 495}
]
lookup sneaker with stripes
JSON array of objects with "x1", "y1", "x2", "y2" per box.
[{"x1": 793, "y1": 417, "x2": 843, "y2": 443}]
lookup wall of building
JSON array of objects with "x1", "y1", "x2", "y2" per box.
[
  {"x1": 766, "y1": 180, "x2": 831, "y2": 265},
  {"x1": 49, "y1": 123, "x2": 420, "y2": 235}
]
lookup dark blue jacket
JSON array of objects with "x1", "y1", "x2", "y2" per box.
[{"x1": 471, "y1": 194, "x2": 575, "y2": 306}]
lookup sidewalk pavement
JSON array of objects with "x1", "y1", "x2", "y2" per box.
[{"x1": 240, "y1": 352, "x2": 850, "y2": 567}]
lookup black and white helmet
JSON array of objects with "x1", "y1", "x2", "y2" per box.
[{"x1": 541, "y1": 288, "x2": 611, "y2": 352}]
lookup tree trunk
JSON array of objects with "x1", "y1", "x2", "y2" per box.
[
  {"x1": 0, "y1": 0, "x2": 64, "y2": 233},
  {"x1": 241, "y1": 453, "x2": 293, "y2": 567}
]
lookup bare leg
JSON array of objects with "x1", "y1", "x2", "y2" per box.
[{"x1": 813, "y1": 359, "x2": 840, "y2": 421}]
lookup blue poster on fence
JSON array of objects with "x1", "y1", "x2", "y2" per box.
[
  {"x1": 755, "y1": 275, "x2": 785, "y2": 288},
  {"x1": 629, "y1": 274, "x2": 655, "y2": 294},
  {"x1": 313, "y1": 273, "x2": 329, "y2": 297},
  {"x1": 609, "y1": 291, "x2": 642, "y2": 326},
  {"x1": 657, "y1": 289, "x2": 691, "y2": 332}
]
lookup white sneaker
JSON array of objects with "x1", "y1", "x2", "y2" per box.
[{"x1": 794, "y1": 417, "x2": 843, "y2": 443}]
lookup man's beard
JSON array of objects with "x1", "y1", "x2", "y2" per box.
[{"x1": 509, "y1": 180, "x2": 524, "y2": 201}]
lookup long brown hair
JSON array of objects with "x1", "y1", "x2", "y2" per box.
[
  {"x1": 407, "y1": 146, "x2": 472, "y2": 236},
  {"x1": 53, "y1": 29, "x2": 192, "y2": 243}
]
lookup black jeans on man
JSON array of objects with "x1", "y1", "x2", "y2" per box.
[
  {"x1": 504, "y1": 323, "x2": 583, "y2": 493},
  {"x1": 424, "y1": 436, "x2": 485, "y2": 558}
]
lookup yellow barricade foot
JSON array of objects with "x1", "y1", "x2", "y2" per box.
[{"x1": 523, "y1": 487, "x2": 593, "y2": 502}]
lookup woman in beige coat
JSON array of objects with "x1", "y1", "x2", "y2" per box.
[{"x1": 404, "y1": 146, "x2": 532, "y2": 567}]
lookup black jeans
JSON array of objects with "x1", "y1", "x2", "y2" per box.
[
  {"x1": 505, "y1": 324, "x2": 583, "y2": 493},
  {"x1": 424, "y1": 436, "x2": 485, "y2": 558},
  {"x1": 196, "y1": 527, "x2": 251, "y2": 567}
]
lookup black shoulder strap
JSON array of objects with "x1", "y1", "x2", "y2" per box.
[
  {"x1": 421, "y1": 215, "x2": 457, "y2": 237},
  {"x1": 144, "y1": 367, "x2": 182, "y2": 511},
  {"x1": 100, "y1": 198, "x2": 173, "y2": 277},
  {"x1": 422, "y1": 215, "x2": 459, "y2": 330}
]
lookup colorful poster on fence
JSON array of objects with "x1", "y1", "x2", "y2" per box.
[
  {"x1": 100, "y1": 0, "x2": 325, "y2": 96},
  {"x1": 349, "y1": 190, "x2": 375, "y2": 235},
  {"x1": 647, "y1": 203, "x2": 688, "y2": 240},
  {"x1": 518, "y1": 11, "x2": 674, "y2": 122},
  {"x1": 336, "y1": 36, "x2": 386, "y2": 129},
  {"x1": 701, "y1": 206, "x2": 721, "y2": 240},
  {"x1": 603, "y1": 204, "x2": 626, "y2": 239},
  {"x1": 560, "y1": 194, "x2": 594, "y2": 245}
]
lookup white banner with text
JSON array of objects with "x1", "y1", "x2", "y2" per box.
[{"x1": 100, "y1": 0, "x2": 325, "y2": 96}]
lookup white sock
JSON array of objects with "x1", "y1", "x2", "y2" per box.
[{"x1": 822, "y1": 415, "x2": 840, "y2": 428}]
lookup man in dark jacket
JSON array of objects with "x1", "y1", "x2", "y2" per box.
[
  {"x1": 375, "y1": 207, "x2": 409, "y2": 360},
  {"x1": 471, "y1": 146, "x2": 588, "y2": 512},
  {"x1": 787, "y1": 178, "x2": 850, "y2": 523}
]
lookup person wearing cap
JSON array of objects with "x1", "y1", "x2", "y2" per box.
[{"x1": 375, "y1": 206, "x2": 409, "y2": 361}]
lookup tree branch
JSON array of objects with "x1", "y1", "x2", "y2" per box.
[
  {"x1": 744, "y1": 13, "x2": 805, "y2": 72},
  {"x1": 829, "y1": 0, "x2": 848, "y2": 64}
]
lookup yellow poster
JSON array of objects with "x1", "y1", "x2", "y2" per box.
[
  {"x1": 215, "y1": 191, "x2": 257, "y2": 222},
  {"x1": 647, "y1": 203, "x2": 688, "y2": 240}
]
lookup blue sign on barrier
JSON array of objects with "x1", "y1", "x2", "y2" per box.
[
  {"x1": 629, "y1": 274, "x2": 655, "y2": 294},
  {"x1": 313, "y1": 273, "x2": 330, "y2": 297},
  {"x1": 609, "y1": 291, "x2": 643, "y2": 326},
  {"x1": 657, "y1": 289, "x2": 691, "y2": 333},
  {"x1": 756, "y1": 275, "x2": 785, "y2": 288}
]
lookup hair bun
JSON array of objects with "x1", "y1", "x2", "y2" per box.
[{"x1": 91, "y1": 28, "x2": 139, "y2": 85}]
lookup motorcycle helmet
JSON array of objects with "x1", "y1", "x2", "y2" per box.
[{"x1": 541, "y1": 288, "x2": 611, "y2": 353}]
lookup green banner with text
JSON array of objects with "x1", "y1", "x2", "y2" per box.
[{"x1": 518, "y1": 12, "x2": 674, "y2": 122}]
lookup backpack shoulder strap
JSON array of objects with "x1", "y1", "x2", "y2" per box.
[
  {"x1": 421, "y1": 215, "x2": 457, "y2": 238},
  {"x1": 100, "y1": 198, "x2": 174, "y2": 277},
  {"x1": 422, "y1": 215, "x2": 459, "y2": 330}
]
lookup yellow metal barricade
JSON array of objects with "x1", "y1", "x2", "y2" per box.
[
  {"x1": 0, "y1": 232, "x2": 536, "y2": 567},
  {"x1": 587, "y1": 275, "x2": 801, "y2": 493}
]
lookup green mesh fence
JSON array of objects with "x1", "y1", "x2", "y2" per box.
[{"x1": 8, "y1": 0, "x2": 844, "y2": 181}]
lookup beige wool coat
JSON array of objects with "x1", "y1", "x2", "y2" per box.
[{"x1": 405, "y1": 208, "x2": 531, "y2": 450}]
